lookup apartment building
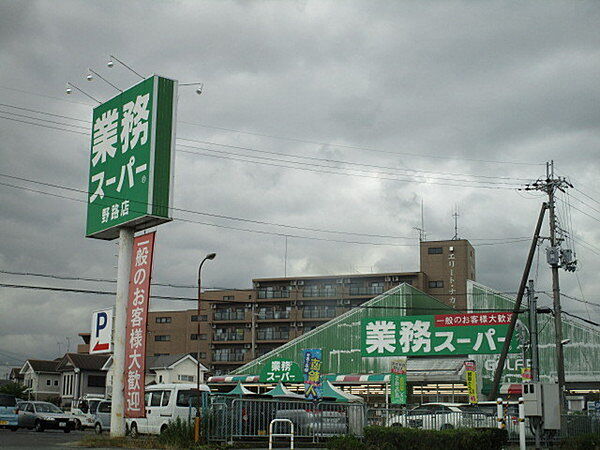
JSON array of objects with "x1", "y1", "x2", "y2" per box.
[{"x1": 143, "y1": 239, "x2": 475, "y2": 375}]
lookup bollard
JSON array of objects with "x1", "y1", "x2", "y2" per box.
[
  {"x1": 518, "y1": 397, "x2": 526, "y2": 450},
  {"x1": 496, "y1": 398, "x2": 505, "y2": 429}
]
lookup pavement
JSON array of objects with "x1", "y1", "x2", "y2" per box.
[{"x1": 0, "y1": 427, "x2": 92, "y2": 449}]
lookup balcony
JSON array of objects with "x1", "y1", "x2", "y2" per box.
[
  {"x1": 348, "y1": 286, "x2": 384, "y2": 296},
  {"x1": 257, "y1": 290, "x2": 290, "y2": 299},
  {"x1": 212, "y1": 353, "x2": 245, "y2": 362},
  {"x1": 257, "y1": 310, "x2": 291, "y2": 320},
  {"x1": 302, "y1": 289, "x2": 338, "y2": 298},
  {"x1": 213, "y1": 332, "x2": 245, "y2": 341},
  {"x1": 213, "y1": 311, "x2": 246, "y2": 321},
  {"x1": 302, "y1": 308, "x2": 336, "y2": 319},
  {"x1": 257, "y1": 331, "x2": 289, "y2": 341}
]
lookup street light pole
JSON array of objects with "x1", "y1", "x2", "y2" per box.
[{"x1": 195, "y1": 252, "x2": 216, "y2": 443}]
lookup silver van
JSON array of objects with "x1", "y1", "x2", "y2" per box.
[{"x1": 93, "y1": 400, "x2": 111, "y2": 434}]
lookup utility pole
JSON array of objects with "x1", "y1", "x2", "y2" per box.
[
  {"x1": 527, "y1": 280, "x2": 540, "y2": 382},
  {"x1": 489, "y1": 202, "x2": 547, "y2": 400},
  {"x1": 523, "y1": 160, "x2": 573, "y2": 412}
]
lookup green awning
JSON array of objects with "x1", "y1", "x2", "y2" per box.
[
  {"x1": 264, "y1": 382, "x2": 305, "y2": 399},
  {"x1": 321, "y1": 380, "x2": 364, "y2": 403},
  {"x1": 221, "y1": 382, "x2": 256, "y2": 396}
]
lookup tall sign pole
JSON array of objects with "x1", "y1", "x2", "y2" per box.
[
  {"x1": 85, "y1": 75, "x2": 177, "y2": 437},
  {"x1": 112, "y1": 228, "x2": 134, "y2": 436}
]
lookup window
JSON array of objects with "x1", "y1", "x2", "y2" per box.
[
  {"x1": 223, "y1": 295, "x2": 234, "y2": 301},
  {"x1": 88, "y1": 375, "x2": 106, "y2": 388},
  {"x1": 98, "y1": 402, "x2": 111, "y2": 413},
  {"x1": 428, "y1": 280, "x2": 444, "y2": 288},
  {"x1": 428, "y1": 247, "x2": 443, "y2": 254},
  {"x1": 191, "y1": 315, "x2": 208, "y2": 322},
  {"x1": 25, "y1": 403, "x2": 34, "y2": 413},
  {"x1": 158, "y1": 375, "x2": 163, "y2": 383},
  {"x1": 176, "y1": 390, "x2": 200, "y2": 407},
  {"x1": 161, "y1": 391, "x2": 171, "y2": 406},
  {"x1": 46, "y1": 379, "x2": 51, "y2": 386},
  {"x1": 178, "y1": 374, "x2": 195, "y2": 382},
  {"x1": 155, "y1": 335, "x2": 170, "y2": 341},
  {"x1": 154, "y1": 353, "x2": 169, "y2": 357},
  {"x1": 150, "y1": 391, "x2": 162, "y2": 407},
  {"x1": 155, "y1": 317, "x2": 172, "y2": 323},
  {"x1": 54, "y1": 380, "x2": 58, "y2": 386},
  {"x1": 199, "y1": 352, "x2": 207, "y2": 359},
  {"x1": 190, "y1": 333, "x2": 207, "y2": 340}
]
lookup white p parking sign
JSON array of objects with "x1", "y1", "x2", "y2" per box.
[{"x1": 90, "y1": 308, "x2": 113, "y2": 354}]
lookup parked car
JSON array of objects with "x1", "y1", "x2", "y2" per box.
[
  {"x1": 275, "y1": 409, "x2": 348, "y2": 437},
  {"x1": 17, "y1": 401, "x2": 76, "y2": 432},
  {"x1": 387, "y1": 403, "x2": 493, "y2": 430},
  {"x1": 126, "y1": 383, "x2": 211, "y2": 437},
  {"x1": 70, "y1": 396, "x2": 104, "y2": 430},
  {"x1": 93, "y1": 400, "x2": 111, "y2": 434},
  {"x1": 0, "y1": 394, "x2": 19, "y2": 431}
]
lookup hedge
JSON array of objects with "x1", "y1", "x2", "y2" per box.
[
  {"x1": 327, "y1": 426, "x2": 508, "y2": 450},
  {"x1": 558, "y1": 433, "x2": 600, "y2": 450}
]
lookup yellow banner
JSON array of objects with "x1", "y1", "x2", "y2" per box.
[{"x1": 465, "y1": 360, "x2": 478, "y2": 404}]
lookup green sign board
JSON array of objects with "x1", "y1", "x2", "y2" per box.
[
  {"x1": 390, "y1": 358, "x2": 407, "y2": 405},
  {"x1": 361, "y1": 313, "x2": 520, "y2": 357},
  {"x1": 86, "y1": 75, "x2": 177, "y2": 239},
  {"x1": 259, "y1": 359, "x2": 304, "y2": 383}
]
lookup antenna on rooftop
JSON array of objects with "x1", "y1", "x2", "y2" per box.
[
  {"x1": 413, "y1": 198, "x2": 426, "y2": 242},
  {"x1": 452, "y1": 205, "x2": 460, "y2": 240}
]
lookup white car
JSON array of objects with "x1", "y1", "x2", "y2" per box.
[
  {"x1": 127, "y1": 383, "x2": 211, "y2": 437},
  {"x1": 70, "y1": 396, "x2": 104, "y2": 430},
  {"x1": 387, "y1": 403, "x2": 494, "y2": 430}
]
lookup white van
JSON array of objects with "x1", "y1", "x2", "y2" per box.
[{"x1": 126, "y1": 383, "x2": 211, "y2": 437}]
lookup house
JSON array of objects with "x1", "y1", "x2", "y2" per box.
[
  {"x1": 102, "y1": 353, "x2": 207, "y2": 397},
  {"x1": 19, "y1": 359, "x2": 61, "y2": 401},
  {"x1": 57, "y1": 353, "x2": 110, "y2": 408},
  {"x1": 9, "y1": 367, "x2": 24, "y2": 384}
]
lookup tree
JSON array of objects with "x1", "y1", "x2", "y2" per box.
[{"x1": 0, "y1": 382, "x2": 28, "y2": 399}]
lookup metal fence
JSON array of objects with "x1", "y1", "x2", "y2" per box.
[
  {"x1": 206, "y1": 397, "x2": 366, "y2": 443},
  {"x1": 201, "y1": 398, "x2": 600, "y2": 445}
]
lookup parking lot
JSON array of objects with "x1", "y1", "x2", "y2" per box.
[{"x1": 0, "y1": 427, "x2": 93, "y2": 448}]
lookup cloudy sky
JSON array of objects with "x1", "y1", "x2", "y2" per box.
[{"x1": 1, "y1": 1, "x2": 599, "y2": 377}]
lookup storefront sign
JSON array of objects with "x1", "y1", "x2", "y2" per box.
[
  {"x1": 86, "y1": 76, "x2": 177, "y2": 240},
  {"x1": 302, "y1": 349, "x2": 322, "y2": 400},
  {"x1": 124, "y1": 232, "x2": 155, "y2": 418},
  {"x1": 465, "y1": 360, "x2": 478, "y2": 404},
  {"x1": 259, "y1": 359, "x2": 303, "y2": 383},
  {"x1": 361, "y1": 313, "x2": 519, "y2": 357},
  {"x1": 390, "y1": 357, "x2": 407, "y2": 405}
]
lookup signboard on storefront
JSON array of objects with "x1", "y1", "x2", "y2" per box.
[
  {"x1": 124, "y1": 232, "x2": 155, "y2": 418},
  {"x1": 465, "y1": 360, "x2": 478, "y2": 404},
  {"x1": 361, "y1": 313, "x2": 520, "y2": 357},
  {"x1": 86, "y1": 76, "x2": 177, "y2": 240},
  {"x1": 259, "y1": 359, "x2": 303, "y2": 383},
  {"x1": 302, "y1": 349, "x2": 322, "y2": 400}
]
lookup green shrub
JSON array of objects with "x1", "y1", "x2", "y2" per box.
[
  {"x1": 157, "y1": 417, "x2": 195, "y2": 448},
  {"x1": 357, "y1": 426, "x2": 508, "y2": 450},
  {"x1": 327, "y1": 434, "x2": 368, "y2": 449},
  {"x1": 558, "y1": 433, "x2": 600, "y2": 450}
]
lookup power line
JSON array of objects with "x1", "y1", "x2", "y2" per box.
[
  {"x1": 0, "y1": 109, "x2": 527, "y2": 189},
  {"x1": 0, "y1": 95, "x2": 542, "y2": 167},
  {"x1": 0, "y1": 175, "x2": 533, "y2": 247},
  {"x1": 0, "y1": 282, "x2": 526, "y2": 311}
]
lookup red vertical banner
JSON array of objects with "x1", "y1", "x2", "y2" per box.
[{"x1": 124, "y1": 232, "x2": 155, "y2": 418}]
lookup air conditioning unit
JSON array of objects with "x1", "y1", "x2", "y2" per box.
[
  {"x1": 392, "y1": 276, "x2": 399, "y2": 282},
  {"x1": 291, "y1": 322, "x2": 296, "y2": 327},
  {"x1": 337, "y1": 299, "x2": 344, "y2": 305},
  {"x1": 211, "y1": 304, "x2": 217, "y2": 309},
  {"x1": 245, "y1": 323, "x2": 252, "y2": 328},
  {"x1": 255, "y1": 282, "x2": 260, "y2": 288},
  {"x1": 298, "y1": 301, "x2": 304, "y2": 306},
  {"x1": 343, "y1": 300, "x2": 351, "y2": 305},
  {"x1": 245, "y1": 303, "x2": 251, "y2": 308},
  {"x1": 297, "y1": 322, "x2": 303, "y2": 327},
  {"x1": 210, "y1": 345, "x2": 216, "y2": 349},
  {"x1": 385, "y1": 276, "x2": 391, "y2": 282},
  {"x1": 297, "y1": 280, "x2": 305, "y2": 286},
  {"x1": 290, "y1": 280, "x2": 297, "y2": 286},
  {"x1": 337, "y1": 279, "x2": 344, "y2": 284},
  {"x1": 244, "y1": 343, "x2": 251, "y2": 349}
]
